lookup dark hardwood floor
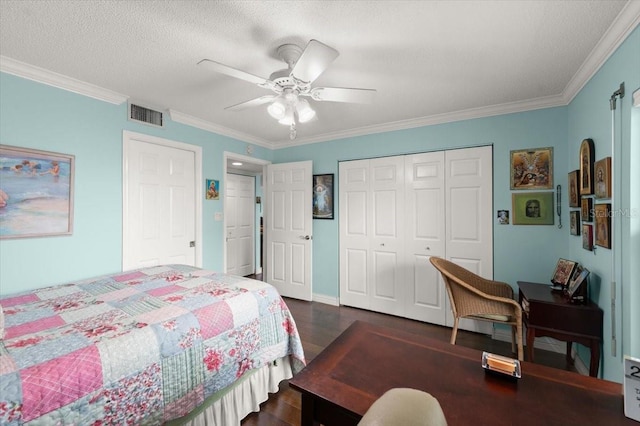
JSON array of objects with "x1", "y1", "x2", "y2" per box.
[{"x1": 241, "y1": 291, "x2": 578, "y2": 426}]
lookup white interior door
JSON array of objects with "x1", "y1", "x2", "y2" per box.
[
  {"x1": 445, "y1": 145, "x2": 493, "y2": 333},
  {"x1": 404, "y1": 151, "x2": 446, "y2": 324},
  {"x1": 225, "y1": 173, "x2": 255, "y2": 276},
  {"x1": 123, "y1": 131, "x2": 201, "y2": 271},
  {"x1": 265, "y1": 161, "x2": 313, "y2": 300}
]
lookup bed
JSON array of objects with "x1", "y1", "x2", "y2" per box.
[{"x1": 0, "y1": 264, "x2": 306, "y2": 425}]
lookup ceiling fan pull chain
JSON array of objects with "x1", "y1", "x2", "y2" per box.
[{"x1": 289, "y1": 124, "x2": 297, "y2": 140}]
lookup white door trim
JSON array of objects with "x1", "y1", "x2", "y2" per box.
[
  {"x1": 123, "y1": 130, "x2": 203, "y2": 269},
  {"x1": 223, "y1": 152, "x2": 270, "y2": 274}
]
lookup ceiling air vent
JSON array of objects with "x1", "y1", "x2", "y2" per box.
[{"x1": 129, "y1": 103, "x2": 164, "y2": 127}]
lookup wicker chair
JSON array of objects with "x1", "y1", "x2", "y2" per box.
[{"x1": 429, "y1": 257, "x2": 523, "y2": 361}]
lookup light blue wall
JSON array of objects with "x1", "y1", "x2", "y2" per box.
[
  {"x1": 274, "y1": 107, "x2": 569, "y2": 297},
  {"x1": 0, "y1": 72, "x2": 273, "y2": 294},
  {"x1": 566, "y1": 25, "x2": 640, "y2": 382},
  {"x1": 0, "y1": 25, "x2": 636, "y2": 383}
]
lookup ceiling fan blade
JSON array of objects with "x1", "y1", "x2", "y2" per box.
[
  {"x1": 290, "y1": 39, "x2": 339, "y2": 84},
  {"x1": 310, "y1": 87, "x2": 376, "y2": 104},
  {"x1": 198, "y1": 59, "x2": 270, "y2": 87},
  {"x1": 225, "y1": 95, "x2": 276, "y2": 111}
]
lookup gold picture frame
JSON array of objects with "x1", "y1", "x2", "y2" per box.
[
  {"x1": 510, "y1": 147, "x2": 553, "y2": 190},
  {"x1": 568, "y1": 170, "x2": 580, "y2": 207},
  {"x1": 594, "y1": 157, "x2": 611, "y2": 199},
  {"x1": 594, "y1": 203, "x2": 611, "y2": 249},
  {"x1": 579, "y1": 138, "x2": 595, "y2": 195}
]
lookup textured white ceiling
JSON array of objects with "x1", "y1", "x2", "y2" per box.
[{"x1": 0, "y1": 1, "x2": 636, "y2": 148}]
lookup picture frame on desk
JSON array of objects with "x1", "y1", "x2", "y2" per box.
[
  {"x1": 551, "y1": 258, "x2": 577, "y2": 287},
  {"x1": 566, "y1": 266, "x2": 589, "y2": 301}
]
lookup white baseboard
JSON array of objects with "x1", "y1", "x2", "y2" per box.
[
  {"x1": 312, "y1": 293, "x2": 339, "y2": 306},
  {"x1": 493, "y1": 328, "x2": 589, "y2": 376}
]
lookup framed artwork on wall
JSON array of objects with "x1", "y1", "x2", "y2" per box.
[
  {"x1": 570, "y1": 211, "x2": 581, "y2": 236},
  {"x1": 594, "y1": 157, "x2": 612, "y2": 199},
  {"x1": 581, "y1": 197, "x2": 593, "y2": 222},
  {"x1": 568, "y1": 170, "x2": 580, "y2": 207},
  {"x1": 205, "y1": 179, "x2": 219, "y2": 200},
  {"x1": 594, "y1": 203, "x2": 611, "y2": 249},
  {"x1": 579, "y1": 138, "x2": 595, "y2": 195},
  {"x1": 512, "y1": 192, "x2": 554, "y2": 225},
  {"x1": 510, "y1": 147, "x2": 553, "y2": 190},
  {"x1": 313, "y1": 174, "x2": 334, "y2": 219},
  {"x1": 582, "y1": 224, "x2": 593, "y2": 251},
  {"x1": 0, "y1": 144, "x2": 75, "y2": 239}
]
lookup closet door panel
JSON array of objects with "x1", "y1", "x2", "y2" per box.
[{"x1": 405, "y1": 152, "x2": 446, "y2": 324}]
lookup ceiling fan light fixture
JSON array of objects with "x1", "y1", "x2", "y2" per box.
[
  {"x1": 267, "y1": 97, "x2": 287, "y2": 119},
  {"x1": 278, "y1": 106, "x2": 295, "y2": 126},
  {"x1": 296, "y1": 98, "x2": 316, "y2": 123}
]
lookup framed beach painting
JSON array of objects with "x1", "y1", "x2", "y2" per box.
[{"x1": 0, "y1": 145, "x2": 75, "y2": 239}]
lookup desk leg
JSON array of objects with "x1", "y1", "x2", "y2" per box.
[
  {"x1": 300, "y1": 393, "x2": 320, "y2": 426},
  {"x1": 526, "y1": 327, "x2": 535, "y2": 362},
  {"x1": 589, "y1": 340, "x2": 601, "y2": 378}
]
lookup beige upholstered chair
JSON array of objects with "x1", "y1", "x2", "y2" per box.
[
  {"x1": 429, "y1": 257, "x2": 523, "y2": 361},
  {"x1": 358, "y1": 388, "x2": 448, "y2": 426}
]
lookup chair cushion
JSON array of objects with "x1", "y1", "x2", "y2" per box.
[
  {"x1": 357, "y1": 388, "x2": 448, "y2": 426},
  {"x1": 473, "y1": 313, "x2": 511, "y2": 322}
]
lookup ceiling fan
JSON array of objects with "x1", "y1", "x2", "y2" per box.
[{"x1": 198, "y1": 39, "x2": 376, "y2": 140}]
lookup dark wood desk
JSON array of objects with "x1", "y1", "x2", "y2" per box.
[
  {"x1": 517, "y1": 281, "x2": 603, "y2": 377},
  {"x1": 289, "y1": 320, "x2": 631, "y2": 426}
]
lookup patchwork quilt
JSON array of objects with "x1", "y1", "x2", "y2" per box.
[{"x1": 0, "y1": 265, "x2": 306, "y2": 425}]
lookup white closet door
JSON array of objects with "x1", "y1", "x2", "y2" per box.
[
  {"x1": 404, "y1": 151, "x2": 446, "y2": 324},
  {"x1": 445, "y1": 145, "x2": 493, "y2": 332},
  {"x1": 339, "y1": 159, "x2": 371, "y2": 308},
  {"x1": 225, "y1": 173, "x2": 255, "y2": 276},
  {"x1": 369, "y1": 156, "x2": 405, "y2": 315}
]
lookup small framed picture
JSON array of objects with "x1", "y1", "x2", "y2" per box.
[
  {"x1": 313, "y1": 174, "x2": 334, "y2": 219},
  {"x1": 581, "y1": 197, "x2": 593, "y2": 222},
  {"x1": 568, "y1": 170, "x2": 580, "y2": 207},
  {"x1": 594, "y1": 204, "x2": 611, "y2": 248},
  {"x1": 551, "y1": 258, "x2": 577, "y2": 287},
  {"x1": 594, "y1": 157, "x2": 611, "y2": 199},
  {"x1": 579, "y1": 138, "x2": 595, "y2": 195},
  {"x1": 497, "y1": 210, "x2": 509, "y2": 224},
  {"x1": 512, "y1": 192, "x2": 554, "y2": 225},
  {"x1": 567, "y1": 266, "x2": 590, "y2": 298},
  {"x1": 205, "y1": 179, "x2": 219, "y2": 200},
  {"x1": 510, "y1": 147, "x2": 553, "y2": 190},
  {"x1": 570, "y1": 211, "x2": 581, "y2": 236},
  {"x1": 583, "y1": 224, "x2": 593, "y2": 251}
]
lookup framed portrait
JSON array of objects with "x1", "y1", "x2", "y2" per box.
[
  {"x1": 0, "y1": 145, "x2": 75, "y2": 239},
  {"x1": 567, "y1": 266, "x2": 590, "y2": 298},
  {"x1": 510, "y1": 147, "x2": 553, "y2": 190},
  {"x1": 581, "y1": 197, "x2": 593, "y2": 222},
  {"x1": 594, "y1": 203, "x2": 611, "y2": 248},
  {"x1": 579, "y1": 138, "x2": 595, "y2": 195},
  {"x1": 583, "y1": 224, "x2": 593, "y2": 251},
  {"x1": 497, "y1": 210, "x2": 509, "y2": 225},
  {"x1": 313, "y1": 174, "x2": 334, "y2": 219},
  {"x1": 551, "y1": 258, "x2": 577, "y2": 287},
  {"x1": 205, "y1": 179, "x2": 219, "y2": 200},
  {"x1": 594, "y1": 157, "x2": 611, "y2": 199},
  {"x1": 511, "y1": 192, "x2": 554, "y2": 225},
  {"x1": 568, "y1": 170, "x2": 580, "y2": 207},
  {"x1": 569, "y1": 211, "x2": 581, "y2": 236}
]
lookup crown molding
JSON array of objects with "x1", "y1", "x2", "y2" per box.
[
  {"x1": 168, "y1": 110, "x2": 272, "y2": 148},
  {"x1": 0, "y1": 56, "x2": 128, "y2": 105},
  {"x1": 278, "y1": 94, "x2": 566, "y2": 148},
  {"x1": 562, "y1": 1, "x2": 640, "y2": 104}
]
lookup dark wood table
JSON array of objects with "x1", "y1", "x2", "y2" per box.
[
  {"x1": 517, "y1": 281, "x2": 603, "y2": 377},
  {"x1": 289, "y1": 320, "x2": 632, "y2": 426}
]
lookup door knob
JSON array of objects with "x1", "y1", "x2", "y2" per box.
[{"x1": 300, "y1": 235, "x2": 311, "y2": 240}]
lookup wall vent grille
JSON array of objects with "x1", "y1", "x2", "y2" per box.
[{"x1": 129, "y1": 103, "x2": 164, "y2": 127}]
